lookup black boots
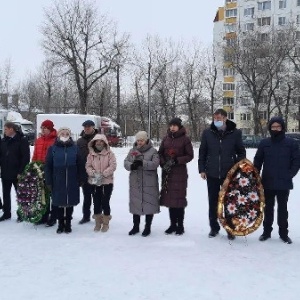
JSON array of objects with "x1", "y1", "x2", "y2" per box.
[
  {"x1": 129, "y1": 215, "x2": 140, "y2": 235},
  {"x1": 129, "y1": 214, "x2": 153, "y2": 237},
  {"x1": 142, "y1": 215, "x2": 153, "y2": 237},
  {"x1": 56, "y1": 219, "x2": 65, "y2": 234},
  {"x1": 78, "y1": 217, "x2": 90, "y2": 225},
  {"x1": 165, "y1": 208, "x2": 185, "y2": 235},
  {"x1": 0, "y1": 213, "x2": 11, "y2": 222}
]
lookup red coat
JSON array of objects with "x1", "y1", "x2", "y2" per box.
[{"x1": 32, "y1": 130, "x2": 57, "y2": 163}]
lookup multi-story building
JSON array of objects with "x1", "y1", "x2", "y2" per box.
[{"x1": 213, "y1": 0, "x2": 300, "y2": 134}]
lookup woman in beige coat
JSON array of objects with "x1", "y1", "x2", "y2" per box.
[{"x1": 86, "y1": 134, "x2": 117, "y2": 232}]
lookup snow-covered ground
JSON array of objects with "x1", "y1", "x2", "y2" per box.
[{"x1": 0, "y1": 148, "x2": 300, "y2": 300}]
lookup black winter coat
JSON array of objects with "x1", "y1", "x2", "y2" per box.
[
  {"x1": 198, "y1": 120, "x2": 246, "y2": 179},
  {"x1": 0, "y1": 132, "x2": 30, "y2": 180},
  {"x1": 77, "y1": 129, "x2": 98, "y2": 163},
  {"x1": 254, "y1": 135, "x2": 300, "y2": 190}
]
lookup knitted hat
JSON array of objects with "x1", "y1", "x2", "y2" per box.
[
  {"x1": 268, "y1": 116, "x2": 286, "y2": 131},
  {"x1": 57, "y1": 127, "x2": 72, "y2": 137},
  {"x1": 169, "y1": 117, "x2": 183, "y2": 128},
  {"x1": 41, "y1": 120, "x2": 54, "y2": 131},
  {"x1": 82, "y1": 120, "x2": 95, "y2": 127},
  {"x1": 135, "y1": 131, "x2": 148, "y2": 141}
]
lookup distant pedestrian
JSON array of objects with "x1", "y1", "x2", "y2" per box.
[
  {"x1": 124, "y1": 131, "x2": 160, "y2": 237},
  {"x1": 254, "y1": 117, "x2": 300, "y2": 244},
  {"x1": 45, "y1": 127, "x2": 85, "y2": 234},
  {"x1": 198, "y1": 109, "x2": 246, "y2": 240},
  {"x1": 159, "y1": 118, "x2": 194, "y2": 235},
  {"x1": 77, "y1": 120, "x2": 98, "y2": 224},
  {"x1": 86, "y1": 134, "x2": 116, "y2": 232},
  {"x1": 0, "y1": 122, "x2": 30, "y2": 222}
]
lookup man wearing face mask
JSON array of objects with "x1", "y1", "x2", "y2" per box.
[
  {"x1": 198, "y1": 109, "x2": 246, "y2": 240},
  {"x1": 254, "y1": 116, "x2": 300, "y2": 244}
]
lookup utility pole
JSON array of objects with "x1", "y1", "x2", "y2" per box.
[{"x1": 147, "y1": 62, "x2": 151, "y2": 139}]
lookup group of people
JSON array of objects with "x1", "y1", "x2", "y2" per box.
[{"x1": 0, "y1": 109, "x2": 299, "y2": 244}]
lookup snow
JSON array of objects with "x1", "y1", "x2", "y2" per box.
[{"x1": 1, "y1": 148, "x2": 300, "y2": 300}]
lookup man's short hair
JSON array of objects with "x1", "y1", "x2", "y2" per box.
[
  {"x1": 213, "y1": 109, "x2": 227, "y2": 117},
  {"x1": 4, "y1": 121, "x2": 18, "y2": 131}
]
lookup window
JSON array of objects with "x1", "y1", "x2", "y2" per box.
[
  {"x1": 223, "y1": 83, "x2": 235, "y2": 91},
  {"x1": 258, "y1": 1, "x2": 271, "y2": 10},
  {"x1": 298, "y1": 0, "x2": 300, "y2": 6},
  {"x1": 296, "y1": 31, "x2": 300, "y2": 39},
  {"x1": 258, "y1": 17, "x2": 271, "y2": 26},
  {"x1": 224, "y1": 52, "x2": 234, "y2": 62},
  {"x1": 239, "y1": 84, "x2": 250, "y2": 92},
  {"x1": 259, "y1": 95, "x2": 269, "y2": 104},
  {"x1": 226, "y1": 0, "x2": 237, "y2": 2},
  {"x1": 295, "y1": 47, "x2": 300, "y2": 56},
  {"x1": 240, "y1": 113, "x2": 251, "y2": 121},
  {"x1": 279, "y1": 0, "x2": 287, "y2": 9},
  {"x1": 244, "y1": 22, "x2": 254, "y2": 31},
  {"x1": 259, "y1": 33, "x2": 269, "y2": 41},
  {"x1": 223, "y1": 97, "x2": 234, "y2": 105},
  {"x1": 226, "y1": 37, "x2": 236, "y2": 47},
  {"x1": 228, "y1": 112, "x2": 234, "y2": 120},
  {"x1": 225, "y1": 9, "x2": 237, "y2": 18},
  {"x1": 297, "y1": 15, "x2": 300, "y2": 24},
  {"x1": 244, "y1": 7, "x2": 255, "y2": 17},
  {"x1": 225, "y1": 23, "x2": 237, "y2": 33},
  {"x1": 223, "y1": 68, "x2": 235, "y2": 76},
  {"x1": 259, "y1": 111, "x2": 267, "y2": 120},
  {"x1": 240, "y1": 98, "x2": 252, "y2": 106},
  {"x1": 278, "y1": 17, "x2": 286, "y2": 25}
]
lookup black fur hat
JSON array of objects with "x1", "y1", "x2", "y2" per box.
[{"x1": 169, "y1": 117, "x2": 183, "y2": 128}]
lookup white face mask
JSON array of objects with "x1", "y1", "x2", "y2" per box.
[{"x1": 60, "y1": 136, "x2": 69, "y2": 142}]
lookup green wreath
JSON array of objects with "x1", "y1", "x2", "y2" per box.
[{"x1": 16, "y1": 162, "x2": 50, "y2": 223}]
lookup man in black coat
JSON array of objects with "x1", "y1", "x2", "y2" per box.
[
  {"x1": 0, "y1": 122, "x2": 30, "y2": 221},
  {"x1": 77, "y1": 120, "x2": 98, "y2": 224},
  {"x1": 254, "y1": 117, "x2": 300, "y2": 244},
  {"x1": 198, "y1": 109, "x2": 246, "y2": 240}
]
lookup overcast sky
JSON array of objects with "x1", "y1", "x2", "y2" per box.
[{"x1": 0, "y1": 0, "x2": 224, "y2": 80}]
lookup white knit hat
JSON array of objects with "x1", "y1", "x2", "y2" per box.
[
  {"x1": 135, "y1": 131, "x2": 148, "y2": 141},
  {"x1": 57, "y1": 127, "x2": 71, "y2": 137}
]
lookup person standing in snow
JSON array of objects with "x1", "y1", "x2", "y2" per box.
[
  {"x1": 198, "y1": 109, "x2": 246, "y2": 240},
  {"x1": 254, "y1": 116, "x2": 300, "y2": 244},
  {"x1": 45, "y1": 127, "x2": 85, "y2": 234},
  {"x1": 32, "y1": 119, "x2": 57, "y2": 226},
  {"x1": 86, "y1": 134, "x2": 116, "y2": 233},
  {"x1": 0, "y1": 122, "x2": 30, "y2": 222},
  {"x1": 77, "y1": 120, "x2": 98, "y2": 225},
  {"x1": 159, "y1": 118, "x2": 194, "y2": 235},
  {"x1": 124, "y1": 131, "x2": 160, "y2": 237}
]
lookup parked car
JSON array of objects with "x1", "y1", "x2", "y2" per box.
[{"x1": 242, "y1": 135, "x2": 263, "y2": 148}]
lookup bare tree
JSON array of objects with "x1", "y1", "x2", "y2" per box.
[{"x1": 41, "y1": 0, "x2": 128, "y2": 114}]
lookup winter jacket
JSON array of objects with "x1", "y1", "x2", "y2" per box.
[
  {"x1": 158, "y1": 127, "x2": 194, "y2": 208},
  {"x1": 45, "y1": 139, "x2": 85, "y2": 207},
  {"x1": 254, "y1": 135, "x2": 300, "y2": 190},
  {"x1": 124, "y1": 140, "x2": 160, "y2": 215},
  {"x1": 77, "y1": 129, "x2": 98, "y2": 163},
  {"x1": 198, "y1": 120, "x2": 246, "y2": 179},
  {"x1": 86, "y1": 134, "x2": 117, "y2": 186},
  {"x1": 32, "y1": 130, "x2": 57, "y2": 163},
  {"x1": 0, "y1": 132, "x2": 30, "y2": 180}
]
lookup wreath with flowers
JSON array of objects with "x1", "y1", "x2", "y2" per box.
[
  {"x1": 161, "y1": 148, "x2": 177, "y2": 193},
  {"x1": 16, "y1": 162, "x2": 50, "y2": 223},
  {"x1": 218, "y1": 158, "x2": 265, "y2": 236}
]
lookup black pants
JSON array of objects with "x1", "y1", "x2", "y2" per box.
[
  {"x1": 41, "y1": 201, "x2": 57, "y2": 222},
  {"x1": 263, "y1": 189, "x2": 289, "y2": 237},
  {"x1": 93, "y1": 184, "x2": 113, "y2": 216},
  {"x1": 169, "y1": 208, "x2": 185, "y2": 226},
  {"x1": 1, "y1": 179, "x2": 18, "y2": 216},
  {"x1": 81, "y1": 182, "x2": 93, "y2": 218},
  {"x1": 206, "y1": 176, "x2": 225, "y2": 232},
  {"x1": 56, "y1": 206, "x2": 74, "y2": 220}
]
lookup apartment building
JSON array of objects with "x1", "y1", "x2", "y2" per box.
[{"x1": 213, "y1": 0, "x2": 300, "y2": 133}]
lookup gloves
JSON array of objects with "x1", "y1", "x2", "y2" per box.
[
  {"x1": 91, "y1": 173, "x2": 103, "y2": 185},
  {"x1": 163, "y1": 158, "x2": 177, "y2": 173},
  {"x1": 131, "y1": 160, "x2": 143, "y2": 171}
]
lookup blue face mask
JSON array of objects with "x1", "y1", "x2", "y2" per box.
[{"x1": 214, "y1": 120, "x2": 224, "y2": 128}]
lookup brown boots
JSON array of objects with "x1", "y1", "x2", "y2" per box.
[{"x1": 93, "y1": 214, "x2": 111, "y2": 232}]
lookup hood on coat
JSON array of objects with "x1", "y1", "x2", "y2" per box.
[{"x1": 88, "y1": 134, "x2": 110, "y2": 153}]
